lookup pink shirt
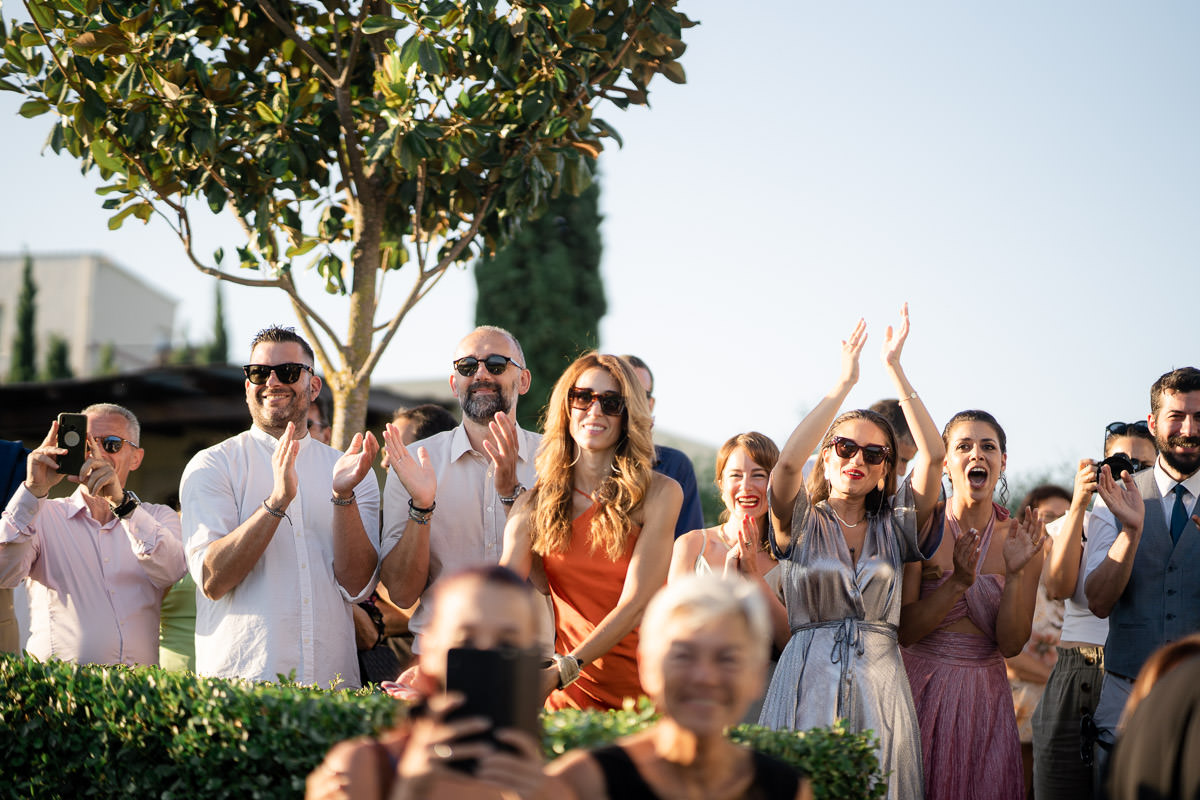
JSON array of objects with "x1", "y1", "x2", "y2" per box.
[{"x1": 0, "y1": 484, "x2": 186, "y2": 666}]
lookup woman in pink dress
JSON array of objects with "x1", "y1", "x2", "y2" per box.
[{"x1": 899, "y1": 410, "x2": 1046, "y2": 800}]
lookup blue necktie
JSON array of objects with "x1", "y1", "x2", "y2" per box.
[{"x1": 1170, "y1": 484, "x2": 1189, "y2": 544}]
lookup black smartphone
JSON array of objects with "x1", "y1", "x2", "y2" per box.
[
  {"x1": 55, "y1": 413, "x2": 88, "y2": 475},
  {"x1": 443, "y1": 646, "x2": 542, "y2": 773}
]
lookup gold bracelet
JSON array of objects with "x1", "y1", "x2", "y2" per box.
[{"x1": 898, "y1": 391, "x2": 919, "y2": 403}]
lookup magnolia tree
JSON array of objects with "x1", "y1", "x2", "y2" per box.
[{"x1": 1, "y1": 0, "x2": 692, "y2": 445}]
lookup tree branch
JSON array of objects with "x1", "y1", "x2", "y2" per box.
[
  {"x1": 255, "y1": 0, "x2": 340, "y2": 83},
  {"x1": 357, "y1": 186, "x2": 496, "y2": 381}
]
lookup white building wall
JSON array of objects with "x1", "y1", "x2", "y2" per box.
[{"x1": 0, "y1": 253, "x2": 176, "y2": 378}]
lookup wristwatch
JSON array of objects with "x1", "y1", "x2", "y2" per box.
[
  {"x1": 110, "y1": 490, "x2": 140, "y2": 519},
  {"x1": 499, "y1": 483, "x2": 526, "y2": 506}
]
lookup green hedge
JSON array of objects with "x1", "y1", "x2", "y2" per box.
[{"x1": 0, "y1": 655, "x2": 885, "y2": 799}]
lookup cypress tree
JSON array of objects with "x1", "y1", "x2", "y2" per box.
[
  {"x1": 41, "y1": 334, "x2": 73, "y2": 380},
  {"x1": 474, "y1": 181, "x2": 606, "y2": 431},
  {"x1": 8, "y1": 254, "x2": 37, "y2": 383}
]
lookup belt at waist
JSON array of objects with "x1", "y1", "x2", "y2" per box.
[{"x1": 791, "y1": 617, "x2": 897, "y2": 722}]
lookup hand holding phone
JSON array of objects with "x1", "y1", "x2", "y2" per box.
[
  {"x1": 55, "y1": 413, "x2": 88, "y2": 476},
  {"x1": 442, "y1": 646, "x2": 542, "y2": 774}
]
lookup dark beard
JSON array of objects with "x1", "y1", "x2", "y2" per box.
[
  {"x1": 462, "y1": 383, "x2": 510, "y2": 424},
  {"x1": 1159, "y1": 434, "x2": 1200, "y2": 478},
  {"x1": 249, "y1": 388, "x2": 308, "y2": 433}
]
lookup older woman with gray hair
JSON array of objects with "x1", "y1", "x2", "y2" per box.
[{"x1": 547, "y1": 574, "x2": 811, "y2": 800}]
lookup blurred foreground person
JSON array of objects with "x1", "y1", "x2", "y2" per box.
[
  {"x1": 1107, "y1": 637, "x2": 1200, "y2": 800},
  {"x1": 306, "y1": 566, "x2": 548, "y2": 800},
  {"x1": 548, "y1": 574, "x2": 811, "y2": 800}
]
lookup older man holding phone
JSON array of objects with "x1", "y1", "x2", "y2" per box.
[{"x1": 0, "y1": 403, "x2": 186, "y2": 666}]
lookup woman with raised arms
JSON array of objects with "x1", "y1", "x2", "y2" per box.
[{"x1": 758, "y1": 305, "x2": 945, "y2": 800}]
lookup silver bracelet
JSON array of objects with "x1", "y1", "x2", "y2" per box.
[
  {"x1": 552, "y1": 653, "x2": 582, "y2": 690},
  {"x1": 262, "y1": 499, "x2": 291, "y2": 524},
  {"x1": 331, "y1": 492, "x2": 355, "y2": 506}
]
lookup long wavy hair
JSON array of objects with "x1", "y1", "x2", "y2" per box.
[
  {"x1": 805, "y1": 410, "x2": 898, "y2": 515},
  {"x1": 531, "y1": 352, "x2": 655, "y2": 560}
]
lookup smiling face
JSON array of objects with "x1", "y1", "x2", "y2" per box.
[
  {"x1": 822, "y1": 418, "x2": 891, "y2": 499},
  {"x1": 450, "y1": 329, "x2": 530, "y2": 425},
  {"x1": 1150, "y1": 389, "x2": 1200, "y2": 480},
  {"x1": 245, "y1": 341, "x2": 320, "y2": 436},
  {"x1": 719, "y1": 446, "x2": 770, "y2": 521},
  {"x1": 944, "y1": 419, "x2": 1007, "y2": 501},
  {"x1": 642, "y1": 612, "x2": 764, "y2": 736},
  {"x1": 568, "y1": 366, "x2": 624, "y2": 453}
]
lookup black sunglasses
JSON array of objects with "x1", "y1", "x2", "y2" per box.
[
  {"x1": 453, "y1": 354, "x2": 524, "y2": 377},
  {"x1": 1105, "y1": 420, "x2": 1149, "y2": 438},
  {"x1": 92, "y1": 435, "x2": 139, "y2": 454},
  {"x1": 830, "y1": 436, "x2": 891, "y2": 466},
  {"x1": 568, "y1": 387, "x2": 626, "y2": 416},
  {"x1": 243, "y1": 363, "x2": 314, "y2": 385}
]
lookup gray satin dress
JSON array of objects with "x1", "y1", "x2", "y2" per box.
[{"x1": 758, "y1": 475, "x2": 941, "y2": 800}]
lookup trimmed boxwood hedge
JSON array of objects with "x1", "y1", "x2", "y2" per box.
[{"x1": 0, "y1": 654, "x2": 885, "y2": 799}]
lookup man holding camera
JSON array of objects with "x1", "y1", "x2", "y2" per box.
[
  {"x1": 180, "y1": 325, "x2": 380, "y2": 688},
  {"x1": 1085, "y1": 366, "x2": 1200, "y2": 782},
  {"x1": 0, "y1": 404, "x2": 185, "y2": 666}
]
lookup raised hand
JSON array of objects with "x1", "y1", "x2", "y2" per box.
[
  {"x1": 950, "y1": 527, "x2": 982, "y2": 587},
  {"x1": 1004, "y1": 507, "x2": 1047, "y2": 576},
  {"x1": 1096, "y1": 464, "x2": 1144, "y2": 536},
  {"x1": 24, "y1": 421, "x2": 67, "y2": 498},
  {"x1": 483, "y1": 411, "x2": 520, "y2": 497},
  {"x1": 383, "y1": 423, "x2": 437, "y2": 508},
  {"x1": 839, "y1": 318, "x2": 867, "y2": 388},
  {"x1": 331, "y1": 431, "x2": 380, "y2": 497},
  {"x1": 270, "y1": 421, "x2": 301, "y2": 509},
  {"x1": 881, "y1": 302, "x2": 910, "y2": 369}
]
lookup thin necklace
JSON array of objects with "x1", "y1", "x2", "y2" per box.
[{"x1": 829, "y1": 505, "x2": 863, "y2": 528}]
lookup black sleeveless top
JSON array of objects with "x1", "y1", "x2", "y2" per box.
[{"x1": 591, "y1": 744, "x2": 802, "y2": 799}]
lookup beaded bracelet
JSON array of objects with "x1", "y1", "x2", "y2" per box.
[{"x1": 262, "y1": 499, "x2": 292, "y2": 524}]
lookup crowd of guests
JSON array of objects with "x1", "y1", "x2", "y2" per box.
[{"x1": 2, "y1": 311, "x2": 1199, "y2": 800}]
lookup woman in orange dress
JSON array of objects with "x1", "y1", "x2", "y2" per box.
[{"x1": 501, "y1": 352, "x2": 682, "y2": 710}]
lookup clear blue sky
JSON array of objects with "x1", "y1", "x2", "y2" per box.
[{"x1": 2, "y1": 2, "x2": 1197, "y2": 486}]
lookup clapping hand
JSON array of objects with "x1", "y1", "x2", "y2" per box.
[
  {"x1": 723, "y1": 515, "x2": 764, "y2": 580},
  {"x1": 331, "y1": 431, "x2": 379, "y2": 498},
  {"x1": 1003, "y1": 507, "x2": 1047, "y2": 576},
  {"x1": 383, "y1": 423, "x2": 436, "y2": 509},
  {"x1": 949, "y1": 527, "x2": 982, "y2": 588},
  {"x1": 1096, "y1": 464, "x2": 1144, "y2": 536},
  {"x1": 483, "y1": 411, "x2": 520, "y2": 498}
]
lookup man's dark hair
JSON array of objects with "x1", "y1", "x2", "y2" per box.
[
  {"x1": 621, "y1": 354, "x2": 653, "y2": 395},
  {"x1": 250, "y1": 325, "x2": 315, "y2": 364},
  {"x1": 1151, "y1": 367, "x2": 1200, "y2": 417},
  {"x1": 394, "y1": 403, "x2": 457, "y2": 440},
  {"x1": 869, "y1": 398, "x2": 913, "y2": 443}
]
